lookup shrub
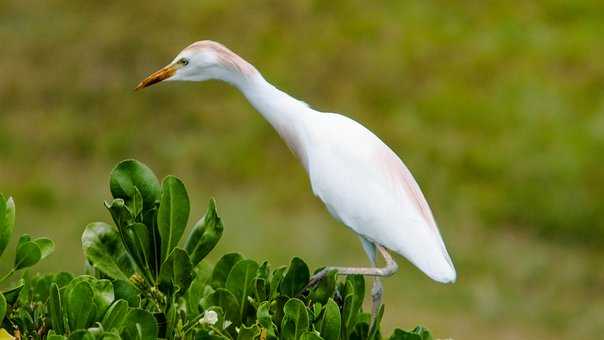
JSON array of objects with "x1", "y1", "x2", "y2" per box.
[{"x1": 0, "y1": 159, "x2": 434, "y2": 339}]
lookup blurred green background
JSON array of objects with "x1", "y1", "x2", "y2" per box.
[{"x1": 1, "y1": 1, "x2": 603, "y2": 339}]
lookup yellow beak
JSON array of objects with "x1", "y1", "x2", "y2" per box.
[{"x1": 135, "y1": 65, "x2": 176, "y2": 91}]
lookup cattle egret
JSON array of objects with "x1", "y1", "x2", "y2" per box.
[{"x1": 136, "y1": 40, "x2": 456, "y2": 316}]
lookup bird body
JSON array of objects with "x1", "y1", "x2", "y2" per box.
[{"x1": 136, "y1": 40, "x2": 456, "y2": 285}]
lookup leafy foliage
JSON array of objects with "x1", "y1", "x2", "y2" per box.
[{"x1": 0, "y1": 160, "x2": 439, "y2": 339}]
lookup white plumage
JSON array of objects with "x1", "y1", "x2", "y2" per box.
[{"x1": 136, "y1": 40, "x2": 456, "y2": 285}]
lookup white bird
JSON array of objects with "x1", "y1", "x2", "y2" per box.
[{"x1": 136, "y1": 40, "x2": 456, "y2": 315}]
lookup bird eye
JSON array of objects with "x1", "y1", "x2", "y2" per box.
[{"x1": 179, "y1": 58, "x2": 189, "y2": 66}]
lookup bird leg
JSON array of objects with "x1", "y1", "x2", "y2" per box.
[
  {"x1": 371, "y1": 276, "x2": 384, "y2": 320},
  {"x1": 306, "y1": 244, "x2": 398, "y2": 322}
]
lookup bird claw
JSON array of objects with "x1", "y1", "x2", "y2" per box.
[{"x1": 305, "y1": 268, "x2": 331, "y2": 289}]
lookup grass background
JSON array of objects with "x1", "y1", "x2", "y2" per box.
[{"x1": 1, "y1": 1, "x2": 604, "y2": 338}]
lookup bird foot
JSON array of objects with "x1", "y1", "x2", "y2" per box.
[{"x1": 306, "y1": 268, "x2": 331, "y2": 289}]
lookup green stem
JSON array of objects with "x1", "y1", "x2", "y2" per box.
[{"x1": 0, "y1": 268, "x2": 16, "y2": 283}]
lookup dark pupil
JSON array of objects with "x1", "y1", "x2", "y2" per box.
[{"x1": 181, "y1": 59, "x2": 189, "y2": 65}]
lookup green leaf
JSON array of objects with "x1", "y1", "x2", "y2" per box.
[
  {"x1": 110, "y1": 159, "x2": 161, "y2": 211},
  {"x1": 389, "y1": 326, "x2": 433, "y2": 340},
  {"x1": 257, "y1": 301, "x2": 277, "y2": 339},
  {"x1": 237, "y1": 324, "x2": 260, "y2": 340},
  {"x1": 0, "y1": 293, "x2": 6, "y2": 322},
  {"x1": 369, "y1": 304, "x2": 384, "y2": 340},
  {"x1": 124, "y1": 223, "x2": 153, "y2": 281},
  {"x1": 186, "y1": 261, "x2": 212, "y2": 315},
  {"x1": 157, "y1": 176, "x2": 190, "y2": 261},
  {"x1": 82, "y1": 222, "x2": 134, "y2": 281},
  {"x1": 66, "y1": 276, "x2": 115, "y2": 316},
  {"x1": 68, "y1": 330, "x2": 95, "y2": 340},
  {"x1": 3, "y1": 281, "x2": 24, "y2": 304},
  {"x1": 202, "y1": 288, "x2": 240, "y2": 326},
  {"x1": 210, "y1": 253, "x2": 244, "y2": 288},
  {"x1": 270, "y1": 295, "x2": 289, "y2": 331},
  {"x1": 300, "y1": 331, "x2": 324, "y2": 340},
  {"x1": 14, "y1": 240, "x2": 41, "y2": 270},
  {"x1": 351, "y1": 313, "x2": 371, "y2": 340},
  {"x1": 49, "y1": 283, "x2": 65, "y2": 334},
  {"x1": 47, "y1": 334, "x2": 68, "y2": 340},
  {"x1": 279, "y1": 257, "x2": 310, "y2": 297},
  {"x1": 310, "y1": 270, "x2": 336, "y2": 305},
  {"x1": 0, "y1": 195, "x2": 15, "y2": 258},
  {"x1": 88, "y1": 278, "x2": 115, "y2": 320},
  {"x1": 225, "y1": 259, "x2": 258, "y2": 322},
  {"x1": 281, "y1": 298, "x2": 309, "y2": 340},
  {"x1": 55, "y1": 272, "x2": 74, "y2": 287},
  {"x1": 113, "y1": 280, "x2": 140, "y2": 307},
  {"x1": 121, "y1": 309, "x2": 158, "y2": 340},
  {"x1": 105, "y1": 199, "x2": 134, "y2": 230},
  {"x1": 342, "y1": 275, "x2": 365, "y2": 334},
  {"x1": 185, "y1": 198, "x2": 224, "y2": 267},
  {"x1": 33, "y1": 237, "x2": 54, "y2": 260},
  {"x1": 159, "y1": 248, "x2": 195, "y2": 295},
  {"x1": 320, "y1": 299, "x2": 341, "y2": 340},
  {"x1": 102, "y1": 299, "x2": 129, "y2": 331},
  {"x1": 270, "y1": 266, "x2": 287, "y2": 299},
  {"x1": 66, "y1": 281, "x2": 96, "y2": 331}
]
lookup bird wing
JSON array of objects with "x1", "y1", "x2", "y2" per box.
[{"x1": 306, "y1": 113, "x2": 456, "y2": 283}]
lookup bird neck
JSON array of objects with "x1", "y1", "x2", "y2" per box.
[{"x1": 229, "y1": 71, "x2": 315, "y2": 169}]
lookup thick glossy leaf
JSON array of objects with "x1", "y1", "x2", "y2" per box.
[
  {"x1": 310, "y1": 270, "x2": 336, "y2": 305},
  {"x1": 342, "y1": 275, "x2": 365, "y2": 334},
  {"x1": 159, "y1": 248, "x2": 194, "y2": 295},
  {"x1": 0, "y1": 293, "x2": 6, "y2": 323},
  {"x1": 300, "y1": 332, "x2": 324, "y2": 340},
  {"x1": 49, "y1": 283, "x2": 65, "y2": 334},
  {"x1": 89, "y1": 278, "x2": 115, "y2": 320},
  {"x1": 257, "y1": 301, "x2": 277, "y2": 339},
  {"x1": 3, "y1": 281, "x2": 24, "y2": 304},
  {"x1": 226, "y1": 259, "x2": 258, "y2": 322},
  {"x1": 47, "y1": 334, "x2": 68, "y2": 340},
  {"x1": 185, "y1": 198, "x2": 223, "y2": 266},
  {"x1": 351, "y1": 313, "x2": 371, "y2": 339},
  {"x1": 67, "y1": 276, "x2": 115, "y2": 315},
  {"x1": 121, "y1": 308, "x2": 158, "y2": 340},
  {"x1": 186, "y1": 261, "x2": 212, "y2": 315},
  {"x1": 210, "y1": 253, "x2": 244, "y2": 288},
  {"x1": 321, "y1": 299, "x2": 341, "y2": 340},
  {"x1": 201, "y1": 288, "x2": 240, "y2": 326},
  {"x1": 369, "y1": 304, "x2": 384, "y2": 340},
  {"x1": 142, "y1": 206, "x2": 161, "y2": 279},
  {"x1": 14, "y1": 240, "x2": 41, "y2": 270},
  {"x1": 0, "y1": 195, "x2": 15, "y2": 258},
  {"x1": 237, "y1": 324, "x2": 260, "y2": 340},
  {"x1": 66, "y1": 281, "x2": 96, "y2": 331},
  {"x1": 389, "y1": 326, "x2": 433, "y2": 340},
  {"x1": 33, "y1": 237, "x2": 54, "y2": 260},
  {"x1": 82, "y1": 222, "x2": 133, "y2": 281},
  {"x1": 68, "y1": 330, "x2": 95, "y2": 340},
  {"x1": 55, "y1": 272, "x2": 74, "y2": 287},
  {"x1": 124, "y1": 223, "x2": 153, "y2": 280},
  {"x1": 110, "y1": 159, "x2": 161, "y2": 211},
  {"x1": 113, "y1": 280, "x2": 140, "y2": 307},
  {"x1": 270, "y1": 295, "x2": 289, "y2": 329},
  {"x1": 279, "y1": 257, "x2": 310, "y2": 297},
  {"x1": 270, "y1": 266, "x2": 287, "y2": 299},
  {"x1": 102, "y1": 299, "x2": 129, "y2": 331},
  {"x1": 130, "y1": 187, "x2": 144, "y2": 219},
  {"x1": 281, "y1": 298, "x2": 309, "y2": 340},
  {"x1": 157, "y1": 176, "x2": 190, "y2": 260},
  {"x1": 104, "y1": 199, "x2": 134, "y2": 230}
]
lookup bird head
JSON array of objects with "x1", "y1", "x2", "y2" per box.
[{"x1": 135, "y1": 40, "x2": 255, "y2": 90}]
